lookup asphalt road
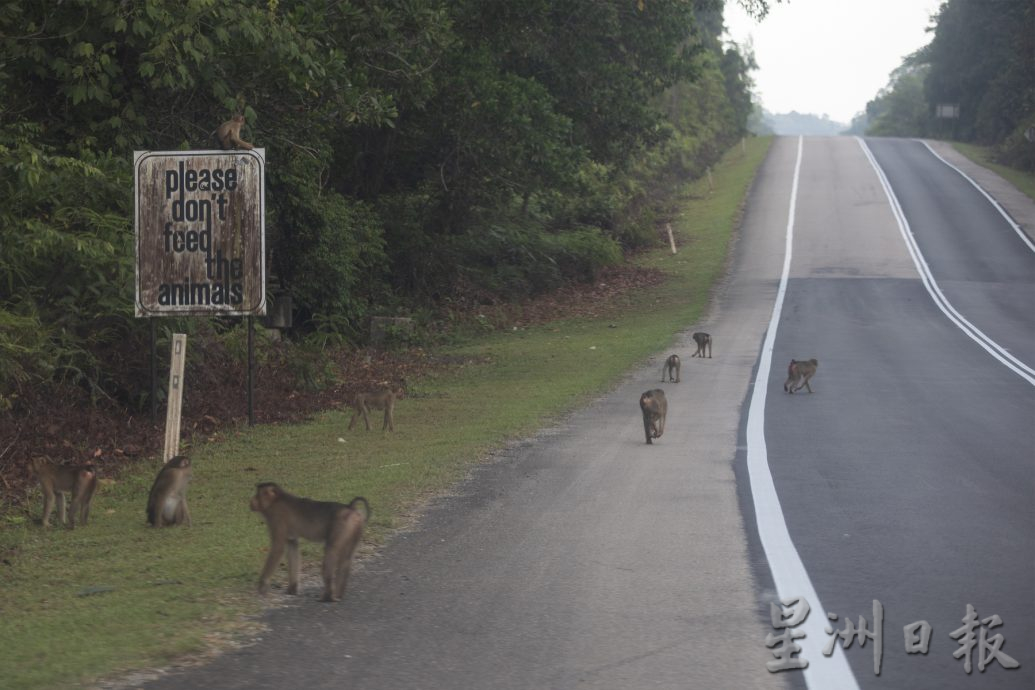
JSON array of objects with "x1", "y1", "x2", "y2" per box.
[
  {"x1": 128, "y1": 137, "x2": 1033, "y2": 690},
  {"x1": 763, "y1": 136, "x2": 1034, "y2": 689}
]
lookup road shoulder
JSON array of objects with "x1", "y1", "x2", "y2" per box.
[{"x1": 923, "y1": 139, "x2": 1035, "y2": 244}]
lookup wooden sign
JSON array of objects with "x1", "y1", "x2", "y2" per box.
[{"x1": 134, "y1": 149, "x2": 266, "y2": 317}]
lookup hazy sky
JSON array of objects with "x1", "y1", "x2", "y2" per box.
[{"x1": 723, "y1": 0, "x2": 944, "y2": 124}]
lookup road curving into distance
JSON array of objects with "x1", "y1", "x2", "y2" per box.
[
  {"x1": 136, "y1": 136, "x2": 1032, "y2": 690},
  {"x1": 760, "y1": 136, "x2": 1033, "y2": 690}
]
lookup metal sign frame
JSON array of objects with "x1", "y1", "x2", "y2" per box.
[{"x1": 134, "y1": 149, "x2": 266, "y2": 317}]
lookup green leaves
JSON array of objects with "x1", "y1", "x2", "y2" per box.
[
  {"x1": 0, "y1": 0, "x2": 758, "y2": 402},
  {"x1": 0, "y1": 121, "x2": 134, "y2": 399},
  {"x1": 872, "y1": 0, "x2": 1032, "y2": 151}
]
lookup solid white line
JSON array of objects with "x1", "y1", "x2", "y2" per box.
[
  {"x1": 857, "y1": 138, "x2": 1035, "y2": 386},
  {"x1": 918, "y1": 140, "x2": 1035, "y2": 253},
  {"x1": 746, "y1": 136, "x2": 860, "y2": 689}
]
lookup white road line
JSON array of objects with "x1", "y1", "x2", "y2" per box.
[
  {"x1": 746, "y1": 136, "x2": 860, "y2": 689},
  {"x1": 918, "y1": 139, "x2": 1035, "y2": 254},
  {"x1": 857, "y1": 137, "x2": 1035, "y2": 386}
]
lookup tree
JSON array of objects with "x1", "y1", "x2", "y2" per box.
[
  {"x1": 0, "y1": 0, "x2": 764, "y2": 404},
  {"x1": 921, "y1": 0, "x2": 1034, "y2": 143},
  {"x1": 866, "y1": 64, "x2": 930, "y2": 138}
]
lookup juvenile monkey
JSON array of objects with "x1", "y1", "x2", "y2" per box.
[
  {"x1": 347, "y1": 385, "x2": 404, "y2": 432},
  {"x1": 661, "y1": 354, "x2": 681, "y2": 383},
  {"x1": 250, "y1": 483, "x2": 369, "y2": 602},
  {"x1": 214, "y1": 115, "x2": 254, "y2": 150},
  {"x1": 32, "y1": 458, "x2": 98, "y2": 529},
  {"x1": 691, "y1": 332, "x2": 712, "y2": 358},
  {"x1": 783, "y1": 358, "x2": 818, "y2": 394},
  {"x1": 639, "y1": 389, "x2": 668, "y2": 445},
  {"x1": 146, "y1": 455, "x2": 193, "y2": 527}
]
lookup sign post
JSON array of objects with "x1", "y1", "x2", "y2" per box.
[
  {"x1": 935, "y1": 103, "x2": 960, "y2": 140},
  {"x1": 134, "y1": 149, "x2": 266, "y2": 430}
]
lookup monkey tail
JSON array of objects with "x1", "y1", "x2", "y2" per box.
[
  {"x1": 348, "y1": 496, "x2": 371, "y2": 521},
  {"x1": 145, "y1": 482, "x2": 162, "y2": 525}
]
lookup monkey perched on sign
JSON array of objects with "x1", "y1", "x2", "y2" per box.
[{"x1": 214, "y1": 115, "x2": 254, "y2": 150}]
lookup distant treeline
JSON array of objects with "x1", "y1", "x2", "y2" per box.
[
  {"x1": 753, "y1": 111, "x2": 846, "y2": 137},
  {"x1": 0, "y1": 1, "x2": 766, "y2": 409},
  {"x1": 853, "y1": 0, "x2": 1033, "y2": 169}
]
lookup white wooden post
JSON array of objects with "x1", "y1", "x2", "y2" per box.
[{"x1": 163, "y1": 334, "x2": 187, "y2": 462}]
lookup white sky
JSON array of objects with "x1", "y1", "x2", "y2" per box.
[{"x1": 723, "y1": 0, "x2": 944, "y2": 124}]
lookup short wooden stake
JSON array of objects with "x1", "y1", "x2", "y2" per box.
[{"x1": 162, "y1": 334, "x2": 187, "y2": 462}]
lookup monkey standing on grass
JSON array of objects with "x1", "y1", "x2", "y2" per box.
[
  {"x1": 146, "y1": 455, "x2": 193, "y2": 527},
  {"x1": 250, "y1": 483, "x2": 369, "y2": 602},
  {"x1": 347, "y1": 385, "x2": 405, "y2": 432},
  {"x1": 32, "y1": 458, "x2": 98, "y2": 529}
]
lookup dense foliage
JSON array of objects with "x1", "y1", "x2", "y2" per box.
[
  {"x1": 864, "y1": 0, "x2": 1033, "y2": 169},
  {"x1": 0, "y1": 0, "x2": 761, "y2": 410},
  {"x1": 863, "y1": 65, "x2": 930, "y2": 138}
]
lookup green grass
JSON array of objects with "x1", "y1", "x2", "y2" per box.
[
  {"x1": 950, "y1": 142, "x2": 1035, "y2": 202},
  {"x1": 0, "y1": 136, "x2": 772, "y2": 690}
]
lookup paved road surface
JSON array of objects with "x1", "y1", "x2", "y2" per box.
[
  {"x1": 130, "y1": 137, "x2": 1033, "y2": 690},
  {"x1": 763, "y1": 136, "x2": 1033, "y2": 689}
]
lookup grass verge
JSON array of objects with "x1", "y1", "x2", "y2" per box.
[
  {"x1": 950, "y1": 141, "x2": 1035, "y2": 202},
  {"x1": 0, "y1": 136, "x2": 773, "y2": 690}
]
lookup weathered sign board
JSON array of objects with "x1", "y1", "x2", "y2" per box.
[{"x1": 134, "y1": 149, "x2": 266, "y2": 317}]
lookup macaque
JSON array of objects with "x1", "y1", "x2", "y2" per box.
[
  {"x1": 347, "y1": 385, "x2": 404, "y2": 432},
  {"x1": 639, "y1": 389, "x2": 668, "y2": 445},
  {"x1": 691, "y1": 332, "x2": 712, "y2": 358},
  {"x1": 146, "y1": 455, "x2": 193, "y2": 527},
  {"x1": 214, "y1": 115, "x2": 254, "y2": 150},
  {"x1": 250, "y1": 483, "x2": 369, "y2": 602},
  {"x1": 32, "y1": 458, "x2": 98, "y2": 529},
  {"x1": 661, "y1": 354, "x2": 681, "y2": 383},
  {"x1": 783, "y1": 358, "x2": 818, "y2": 394}
]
